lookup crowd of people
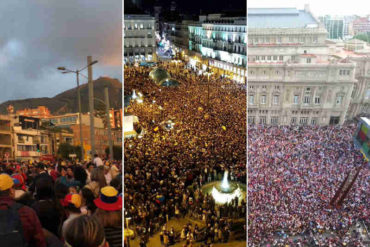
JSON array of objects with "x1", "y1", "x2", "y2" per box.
[
  {"x1": 124, "y1": 62, "x2": 246, "y2": 246},
  {"x1": 248, "y1": 124, "x2": 369, "y2": 246},
  {"x1": 0, "y1": 156, "x2": 122, "y2": 247}
]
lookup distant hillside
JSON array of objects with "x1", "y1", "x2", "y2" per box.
[{"x1": 0, "y1": 77, "x2": 122, "y2": 115}]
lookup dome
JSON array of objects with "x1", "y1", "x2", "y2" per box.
[
  {"x1": 149, "y1": 68, "x2": 170, "y2": 84},
  {"x1": 159, "y1": 78, "x2": 180, "y2": 87}
]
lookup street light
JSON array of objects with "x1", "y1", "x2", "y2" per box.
[{"x1": 57, "y1": 60, "x2": 98, "y2": 160}]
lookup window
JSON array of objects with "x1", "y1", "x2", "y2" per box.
[
  {"x1": 293, "y1": 95, "x2": 299, "y2": 104},
  {"x1": 279, "y1": 55, "x2": 283, "y2": 61},
  {"x1": 315, "y1": 96, "x2": 320, "y2": 104},
  {"x1": 259, "y1": 116, "x2": 267, "y2": 125},
  {"x1": 311, "y1": 118, "x2": 317, "y2": 125},
  {"x1": 273, "y1": 95, "x2": 279, "y2": 105},
  {"x1": 249, "y1": 95, "x2": 254, "y2": 105},
  {"x1": 365, "y1": 89, "x2": 370, "y2": 99},
  {"x1": 304, "y1": 96, "x2": 310, "y2": 104},
  {"x1": 271, "y1": 117, "x2": 279, "y2": 125},
  {"x1": 300, "y1": 117, "x2": 308, "y2": 125},
  {"x1": 248, "y1": 116, "x2": 255, "y2": 124},
  {"x1": 336, "y1": 95, "x2": 343, "y2": 105},
  {"x1": 261, "y1": 95, "x2": 266, "y2": 104},
  {"x1": 291, "y1": 117, "x2": 297, "y2": 124},
  {"x1": 339, "y1": 70, "x2": 350, "y2": 76},
  {"x1": 307, "y1": 58, "x2": 311, "y2": 63}
]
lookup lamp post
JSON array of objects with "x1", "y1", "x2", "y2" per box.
[
  {"x1": 93, "y1": 96, "x2": 114, "y2": 161},
  {"x1": 57, "y1": 59, "x2": 98, "y2": 161}
]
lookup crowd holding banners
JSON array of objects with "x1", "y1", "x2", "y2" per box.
[
  {"x1": 248, "y1": 124, "x2": 369, "y2": 246},
  {"x1": 0, "y1": 156, "x2": 122, "y2": 247},
  {"x1": 124, "y1": 62, "x2": 246, "y2": 246}
]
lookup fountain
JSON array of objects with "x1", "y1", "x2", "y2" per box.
[
  {"x1": 131, "y1": 90, "x2": 137, "y2": 99},
  {"x1": 200, "y1": 170, "x2": 246, "y2": 205}
]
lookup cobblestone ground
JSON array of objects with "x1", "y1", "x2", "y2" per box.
[{"x1": 129, "y1": 217, "x2": 246, "y2": 247}]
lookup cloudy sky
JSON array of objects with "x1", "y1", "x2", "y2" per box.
[
  {"x1": 249, "y1": 0, "x2": 370, "y2": 16},
  {"x1": 0, "y1": 0, "x2": 121, "y2": 104}
]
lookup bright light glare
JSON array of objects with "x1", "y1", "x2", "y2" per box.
[
  {"x1": 221, "y1": 170, "x2": 229, "y2": 191},
  {"x1": 132, "y1": 90, "x2": 137, "y2": 99},
  {"x1": 211, "y1": 186, "x2": 241, "y2": 204}
]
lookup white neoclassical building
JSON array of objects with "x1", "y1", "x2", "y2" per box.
[
  {"x1": 248, "y1": 6, "x2": 359, "y2": 126},
  {"x1": 188, "y1": 14, "x2": 247, "y2": 83},
  {"x1": 123, "y1": 14, "x2": 156, "y2": 63}
]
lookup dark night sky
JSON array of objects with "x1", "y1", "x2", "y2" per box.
[{"x1": 127, "y1": 0, "x2": 246, "y2": 15}]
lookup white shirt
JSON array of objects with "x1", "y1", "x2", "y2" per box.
[{"x1": 93, "y1": 157, "x2": 103, "y2": 167}]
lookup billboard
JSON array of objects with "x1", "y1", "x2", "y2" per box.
[{"x1": 354, "y1": 117, "x2": 370, "y2": 161}]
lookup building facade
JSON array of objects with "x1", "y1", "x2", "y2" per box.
[
  {"x1": 123, "y1": 14, "x2": 156, "y2": 63},
  {"x1": 352, "y1": 16, "x2": 370, "y2": 35},
  {"x1": 188, "y1": 14, "x2": 247, "y2": 83},
  {"x1": 319, "y1": 16, "x2": 345, "y2": 40},
  {"x1": 248, "y1": 6, "x2": 357, "y2": 126},
  {"x1": 0, "y1": 115, "x2": 13, "y2": 161},
  {"x1": 16, "y1": 106, "x2": 52, "y2": 119}
]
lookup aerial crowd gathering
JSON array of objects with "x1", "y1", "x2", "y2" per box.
[
  {"x1": 1, "y1": 63, "x2": 368, "y2": 247},
  {"x1": 124, "y1": 62, "x2": 247, "y2": 246},
  {"x1": 248, "y1": 124, "x2": 369, "y2": 246},
  {"x1": 0, "y1": 155, "x2": 122, "y2": 247}
]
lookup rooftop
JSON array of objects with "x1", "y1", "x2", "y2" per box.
[{"x1": 248, "y1": 8, "x2": 318, "y2": 29}]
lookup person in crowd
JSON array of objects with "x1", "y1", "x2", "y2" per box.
[
  {"x1": 63, "y1": 215, "x2": 109, "y2": 247},
  {"x1": 94, "y1": 186, "x2": 122, "y2": 247},
  {"x1": 32, "y1": 177, "x2": 63, "y2": 237},
  {"x1": 61, "y1": 193, "x2": 82, "y2": 238},
  {"x1": 124, "y1": 63, "x2": 247, "y2": 245},
  {"x1": 85, "y1": 166, "x2": 107, "y2": 198},
  {"x1": 0, "y1": 156, "x2": 122, "y2": 246},
  {"x1": 248, "y1": 124, "x2": 369, "y2": 246},
  {"x1": 0, "y1": 173, "x2": 46, "y2": 247},
  {"x1": 93, "y1": 154, "x2": 104, "y2": 167}
]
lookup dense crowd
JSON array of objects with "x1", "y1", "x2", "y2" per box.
[
  {"x1": 0, "y1": 155, "x2": 122, "y2": 247},
  {"x1": 248, "y1": 125, "x2": 369, "y2": 246},
  {"x1": 124, "y1": 62, "x2": 246, "y2": 246}
]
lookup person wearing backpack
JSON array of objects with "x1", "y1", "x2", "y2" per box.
[{"x1": 0, "y1": 173, "x2": 46, "y2": 247}]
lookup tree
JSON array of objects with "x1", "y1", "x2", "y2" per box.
[
  {"x1": 105, "y1": 145, "x2": 122, "y2": 160},
  {"x1": 353, "y1": 32, "x2": 370, "y2": 43},
  {"x1": 57, "y1": 143, "x2": 82, "y2": 160}
]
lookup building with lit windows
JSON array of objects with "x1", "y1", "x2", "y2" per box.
[
  {"x1": 123, "y1": 14, "x2": 156, "y2": 63},
  {"x1": 248, "y1": 6, "x2": 357, "y2": 126},
  {"x1": 188, "y1": 14, "x2": 247, "y2": 83}
]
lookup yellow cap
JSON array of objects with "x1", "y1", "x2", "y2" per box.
[
  {"x1": 0, "y1": 173, "x2": 14, "y2": 191},
  {"x1": 101, "y1": 186, "x2": 118, "y2": 197}
]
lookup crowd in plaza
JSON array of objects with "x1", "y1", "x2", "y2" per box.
[
  {"x1": 0, "y1": 156, "x2": 122, "y2": 247},
  {"x1": 248, "y1": 124, "x2": 369, "y2": 246},
  {"x1": 124, "y1": 62, "x2": 246, "y2": 246}
]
